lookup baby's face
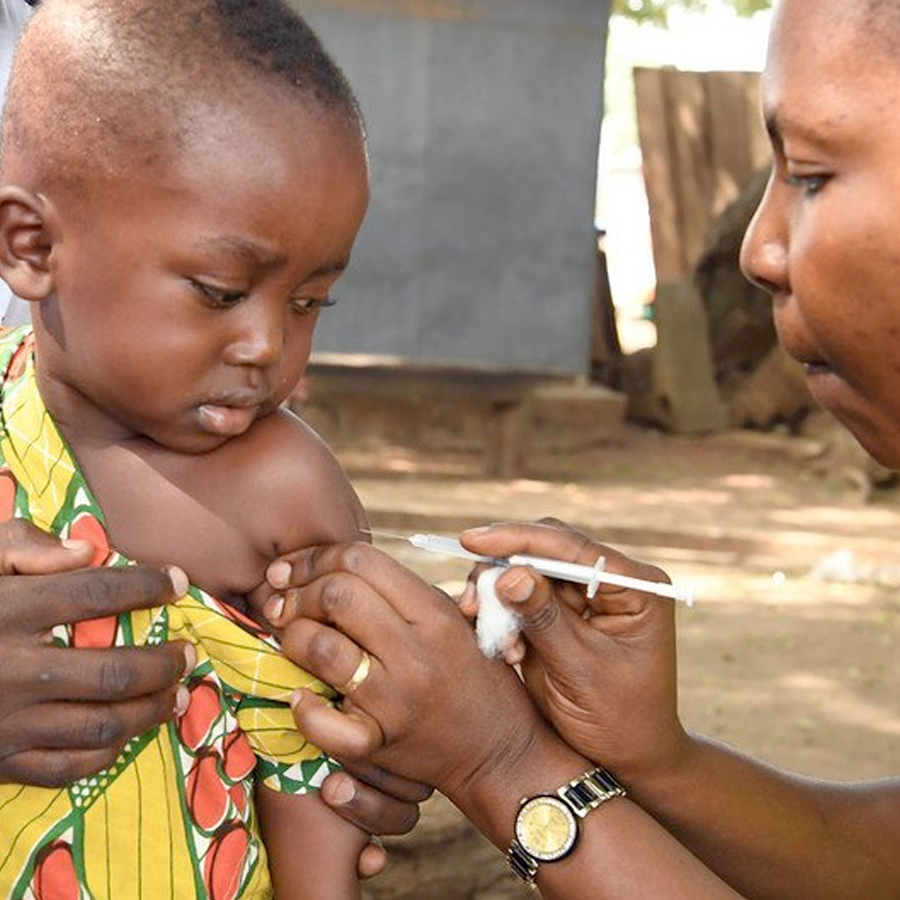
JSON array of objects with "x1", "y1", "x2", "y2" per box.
[
  {"x1": 34, "y1": 87, "x2": 369, "y2": 454},
  {"x1": 740, "y1": 0, "x2": 900, "y2": 469}
]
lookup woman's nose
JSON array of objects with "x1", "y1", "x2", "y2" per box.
[{"x1": 739, "y1": 172, "x2": 788, "y2": 296}]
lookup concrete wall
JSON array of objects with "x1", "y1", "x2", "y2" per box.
[{"x1": 298, "y1": 0, "x2": 612, "y2": 375}]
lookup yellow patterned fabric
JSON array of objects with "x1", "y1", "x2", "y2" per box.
[{"x1": 0, "y1": 327, "x2": 339, "y2": 900}]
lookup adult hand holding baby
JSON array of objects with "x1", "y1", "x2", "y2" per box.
[
  {"x1": 262, "y1": 541, "x2": 554, "y2": 805},
  {"x1": 0, "y1": 520, "x2": 190, "y2": 787}
]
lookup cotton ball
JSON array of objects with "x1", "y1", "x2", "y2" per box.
[{"x1": 475, "y1": 566, "x2": 522, "y2": 658}]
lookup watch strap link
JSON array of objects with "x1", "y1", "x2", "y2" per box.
[
  {"x1": 508, "y1": 839, "x2": 540, "y2": 887},
  {"x1": 557, "y1": 766, "x2": 626, "y2": 818}
]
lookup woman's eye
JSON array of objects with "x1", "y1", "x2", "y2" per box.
[
  {"x1": 191, "y1": 280, "x2": 247, "y2": 307},
  {"x1": 290, "y1": 296, "x2": 337, "y2": 316},
  {"x1": 786, "y1": 172, "x2": 829, "y2": 196}
]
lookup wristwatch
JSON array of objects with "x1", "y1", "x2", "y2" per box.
[{"x1": 508, "y1": 767, "x2": 626, "y2": 886}]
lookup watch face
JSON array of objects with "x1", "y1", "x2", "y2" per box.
[{"x1": 515, "y1": 796, "x2": 578, "y2": 861}]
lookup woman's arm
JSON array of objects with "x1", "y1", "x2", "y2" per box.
[
  {"x1": 459, "y1": 520, "x2": 900, "y2": 900},
  {"x1": 623, "y1": 733, "x2": 900, "y2": 900}
]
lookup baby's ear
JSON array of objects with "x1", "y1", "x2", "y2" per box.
[{"x1": 0, "y1": 186, "x2": 56, "y2": 301}]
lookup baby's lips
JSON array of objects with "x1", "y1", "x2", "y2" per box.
[{"x1": 197, "y1": 403, "x2": 258, "y2": 437}]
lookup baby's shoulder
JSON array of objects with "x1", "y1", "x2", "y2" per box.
[{"x1": 227, "y1": 407, "x2": 366, "y2": 556}]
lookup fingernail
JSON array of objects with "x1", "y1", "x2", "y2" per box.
[
  {"x1": 183, "y1": 643, "x2": 197, "y2": 678},
  {"x1": 165, "y1": 565, "x2": 189, "y2": 598},
  {"x1": 174, "y1": 685, "x2": 191, "y2": 716},
  {"x1": 290, "y1": 689, "x2": 304, "y2": 710},
  {"x1": 461, "y1": 525, "x2": 490, "y2": 538},
  {"x1": 500, "y1": 569, "x2": 535, "y2": 604},
  {"x1": 265, "y1": 594, "x2": 285, "y2": 623},
  {"x1": 61, "y1": 538, "x2": 92, "y2": 552},
  {"x1": 327, "y1": 773, "x2": 357, "y2": 807},
  {"x1": 267, "y1": 560, "x2": 292, "y2": 591}
]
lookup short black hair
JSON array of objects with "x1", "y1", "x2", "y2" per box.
[{"x1": 2, "y1": 0, "x2": 362, "y2": 195}]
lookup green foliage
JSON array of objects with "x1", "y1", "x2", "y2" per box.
[{"x1": 613, "y1": 0, "x2": 772, "y2": 26}]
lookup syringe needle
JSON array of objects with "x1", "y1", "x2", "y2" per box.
[{"x1": 360, "y1": 527, "x2": 414, "y2": 542}]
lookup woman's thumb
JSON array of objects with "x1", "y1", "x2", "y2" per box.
[{"x1": 494, "y1": 566, "x2": 580, "y2": 660}]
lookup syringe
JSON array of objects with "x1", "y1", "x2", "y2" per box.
[{"x1": 365, "y1": 530, "x2": 695, "y2": 606}]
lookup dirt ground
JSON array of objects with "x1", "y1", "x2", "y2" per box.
[{"x1": 342, "y1": 419, "x2": 900, "y2": 782}]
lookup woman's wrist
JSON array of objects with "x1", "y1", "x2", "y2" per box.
[
  {"x1": 444, "y1": 722, "x2": 596, "y2": 851},
  {"x1": 598, "y1": 716, "x2": 692, "y2": 785},
  {"x1": 617, "y1": 728, "x2": 705, "y2": 813}
]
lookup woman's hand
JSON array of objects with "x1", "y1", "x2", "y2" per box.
[
  {"x1": 459, "y1": 519, "x2": 688, "y2": 782},
  {"x1": 259, "y1": 541, "x2": 555, "y2": 800}
]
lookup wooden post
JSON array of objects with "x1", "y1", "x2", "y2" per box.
[
  {"x1": 651, "y1": 281, "x2": 727, "y2": 433},
  {"x1": 631, "y1": 67, "x2": 769, "y2": 433}
]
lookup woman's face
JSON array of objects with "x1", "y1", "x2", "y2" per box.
[{"x1": 741, "y1": 0, "x2": 900, "y2": 469}]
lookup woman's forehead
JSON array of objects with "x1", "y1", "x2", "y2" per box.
[
  {"x1": 766, "y1": 0, "x2": 896, "y2": 106},
  {"x1": 770, "y1": 0, "x2": 891, "y2": 67}
]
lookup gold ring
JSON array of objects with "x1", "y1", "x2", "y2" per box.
[{"x1": 341, "y1": 649, "x2": 372, "y2": 694}]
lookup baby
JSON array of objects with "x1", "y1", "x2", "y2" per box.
[{"x1": 0, "y1": 0, "x2": 372, "y2": 897}]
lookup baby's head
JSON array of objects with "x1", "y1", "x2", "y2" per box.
[
  {"x1": 1, "y1": 0, "x2": 363, "y2": 200},
  {"x1": 0, "y1": 0, "x2": 370, "y2": 453}
]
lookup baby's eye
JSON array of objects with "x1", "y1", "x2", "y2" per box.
[
  {"x1": 190, "y1": 280, "x2": 247, "y2": 308},
  {"x1": 290, "y1": 296, "x2": 337, "y2": 316}
]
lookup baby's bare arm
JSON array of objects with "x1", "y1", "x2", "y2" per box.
[
  {"x1": 257, "y1": 785, "x2": 367, "y2": 900},
  {"x1": 239, "y1": 410, "x2": 423, "y2": 881}
]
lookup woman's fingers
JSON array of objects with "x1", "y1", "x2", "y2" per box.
[
  {"x1": 462, "y1": 520, "x2": 670, "y2": 616},
  {"x1": 266, "y1": 542, "x2": 440, "y2": 624},
  {"x1": 461, "y1": 519, "x2": 596, "y2": 564},
  {"x1": 319, "y1": 767, "x2": 426, "y2": 836},
  {"x1": 290, "y1": 687, "x2": 384, "y2": 759},
  {"x1": 491, "y1": 566, "x2": 588, "y2": 670},
  {"x1": 1, "y1": 564, "x2": 186, "y2": 633},
  {"x1": 278, "y1": 598, "x2": 390, "y2": 695},
  {"x1": 2, "y1": 643, "x2": 191, "y2": 704},
  {"x1": 334, "y1": 756, "x2": 434, "y2": 806},
  {"x1": 0, "y1": 689, "x2": 185, "y2": 786},
  {"x1": 0, "y1": 519, "x2": 95, "y2": 575}
]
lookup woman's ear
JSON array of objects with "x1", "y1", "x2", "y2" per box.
[{"x1": 0, "y1": 185, "x2": 56, "y2": 301}]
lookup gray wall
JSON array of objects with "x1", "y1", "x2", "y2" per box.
[{"x1": 298, "y1": 0, "x2": 612, "y2": 375}]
